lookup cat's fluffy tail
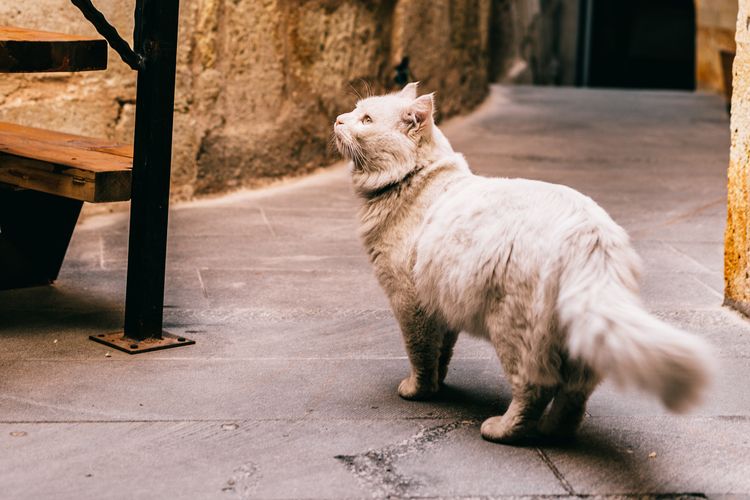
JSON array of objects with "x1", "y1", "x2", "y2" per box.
[{"x1": 556, "y1": 238, "x2": 715, "y2": 413}]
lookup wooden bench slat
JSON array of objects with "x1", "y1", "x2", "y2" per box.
[
  {"x1": 0, "y1": 122, "x2": 132, "y2": 203},
  {"x1": 0, "y1": 26, "x2": 107, "y2": 73},
  {"x1": 0, "y1": 26, "x2": 101, "y2": 43},
  {"x1": 0, "y1": 122, "x2": 133, "y2": 172}
]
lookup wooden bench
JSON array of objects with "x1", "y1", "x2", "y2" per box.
[
  {"x1": 0, "y1": 26, "x2": 132, "y2": 289},
  {"x1": 0, "y1": 26, "x2": 107, "y2": 73}
]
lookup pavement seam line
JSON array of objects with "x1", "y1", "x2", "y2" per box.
[
  {"x1": 0, "y1": 417, "x2": 477, "y2": 424},
  {"x1": 663, "y1": 243, "x2": 714, "y2": 274},
  {"x1": 687, "y1": 274, "x2": 724, "y2": 300},
  {"x1": 196, "y1": 268, "x2": 209, "y2": 299},
  {"x1": 629, "y1": 197, "x2": 724, "y2": 239},
  {"x1": 535, "y1": 447, "x2": 576, "y2": 496},
  {"x1": 258, "y1": 206, "x2": 278, "y2": 238},
  {"x1": 4, "y1": 415, "x2": 750, "y2": 425}
]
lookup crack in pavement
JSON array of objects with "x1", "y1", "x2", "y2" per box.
[
  {"x1": 335, "y1": 420, "x2": 476, "y2": 498},
  {"x1": 536, "y1": 447, "x2": 576, "y2": 495}
]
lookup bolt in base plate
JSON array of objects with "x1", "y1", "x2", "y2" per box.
[{"x1": 89, "y1": 331, "x2": 195, "y2": 354}]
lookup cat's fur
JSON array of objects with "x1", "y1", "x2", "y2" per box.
[{"x1": 333, "y1": 83, "x2": 715, "y2": 443}]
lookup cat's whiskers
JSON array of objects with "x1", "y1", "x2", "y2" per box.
[
  {"x1": 326, "y1": 133, "x2": 341, "y2": 156},
  {"x1": 349, "y1": 138, "x2": 366, "y2": 164},
  {"x1": 362, "y1": 79, "x2": 373, "y2": 98},
  {"x1": 347, "y1": 82, "x2": 364, "y2": 101}
]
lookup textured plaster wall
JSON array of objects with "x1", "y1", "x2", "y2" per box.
[
  {"x1": 726, "y1": 0, "x2": 750, "y2": 310},
  {"x1": 0, "y1": 0, "x2": 492, "y2": 199},
  {"x1": 696, "y1": 0, "x2": 738, "y2": 94}
]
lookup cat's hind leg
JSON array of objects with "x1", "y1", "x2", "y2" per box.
[
  {"x1": 480, "y1": 382, "x2": 554, "y2": 444},
  {"x1": 481, "y1": 295, "x2": 559, "y2": 444},
  {"x1": 539, "y1": 376, "x2": 598, "y2": 440}
]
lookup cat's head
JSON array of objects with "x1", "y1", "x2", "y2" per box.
[{"x1": 333, "y1": 82, "x2": 438, "y2": 191}]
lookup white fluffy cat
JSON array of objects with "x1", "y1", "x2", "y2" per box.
[{"x1": 333, "y1": 83, "x2": 714, "y2": 444}]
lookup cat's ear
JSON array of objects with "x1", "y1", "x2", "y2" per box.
[
  {"x1": 399, "y1": 82, "x2": 419, "y2": 100},
  {"x1": 403, "y1": 93, "x2": 435, "y2": 135}
]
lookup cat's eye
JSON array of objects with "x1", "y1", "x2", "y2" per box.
[{"x1": 361, "y1": 115, "x2": 372, "y2": 124}]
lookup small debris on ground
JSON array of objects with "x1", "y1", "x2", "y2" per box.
[
  {"x1": 10, "y1": 431, "x2": 27, "y2": 437},
  {"x1": 648, "y1": 452, "x2": 657, "y2": 459},
  {"x1": 104, "y1": 352, "x2": 111, "y2": 358}
]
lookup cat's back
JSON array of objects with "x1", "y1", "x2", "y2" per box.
[
  {"x1": 412, "y1": 175, "x2": 630, "y2": 332},
  {"x1": 420, "y1": 175, "x2": 613, "y2": 246}
]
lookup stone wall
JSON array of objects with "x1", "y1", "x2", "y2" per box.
[
  {"x1": 726, "y1": 0, "x2": 750, "y2": 312},
  {"x1": 0, "y1": 0, "x2": 494, "y2": 199},
  {"x1": 695, "y1": 0, "x2": 738, "y2": 94}
]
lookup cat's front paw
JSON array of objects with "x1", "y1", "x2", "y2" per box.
[{"x1": 398, "y1": 375, "x2": 439, "y2": 400}]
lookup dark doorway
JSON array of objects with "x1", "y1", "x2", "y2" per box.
[{"x1": 579, "y1": 0, "x2": 696, "y2": 89}]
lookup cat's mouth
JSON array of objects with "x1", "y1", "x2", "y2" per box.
[
  {"x1": 333, "y1": 124, "x2": 371, "y2": 175},
  {"x1": 333, "y1": 126, "x2": 362, "y2": 166},
  {"x1": 333, "y1": 133, "x2": 347, "y2": 158}
]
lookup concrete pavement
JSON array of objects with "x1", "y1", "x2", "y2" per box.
[{"x1": 1, "y1": 86, "x2": 748, "y2": 499}]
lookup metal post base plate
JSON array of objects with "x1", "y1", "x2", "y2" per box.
[{"x1": 89, "y1": 331, "x2": 195, "y2": 354}]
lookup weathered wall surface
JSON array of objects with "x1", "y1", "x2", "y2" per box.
[
  {"x1": 0, "y1": 0, "x2": 492, "y2": 199},
  {"x1": 726, "y1": 0, "x2": 750, "y2": 310},
  {"x1": 695, "y1": 0, "x2": 738, "y2": 94},
  {"x1": 489, "y1": 0, "x2": 579, "y2": 86}
]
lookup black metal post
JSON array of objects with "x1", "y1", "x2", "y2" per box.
[
  {"x1": 81, "y1": 0, "x2": 193, "y2": 353},
  {"x1": 123, "y1": 0, "x2": 180, "y2": 341}
]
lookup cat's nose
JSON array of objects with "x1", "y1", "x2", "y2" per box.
[{"x1": 335, "y1": 115, "x2": 345, "y2": 126}]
